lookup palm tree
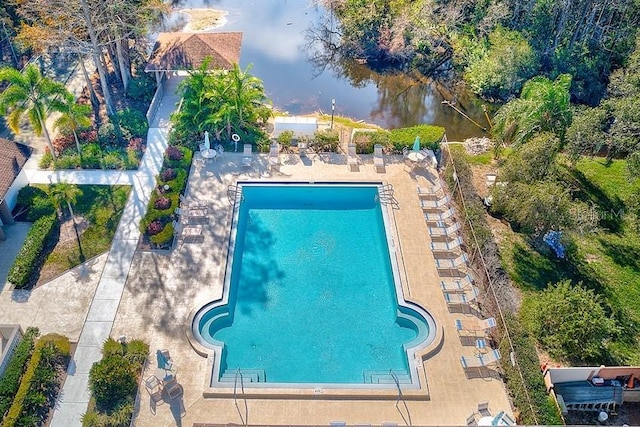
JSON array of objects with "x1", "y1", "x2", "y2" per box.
[
  {"x1": 51, "y1": 182, "x2": 83, "y2": 221},
  {"x1": 52, "y1": 94, "x2": 92, "y2": 158},
  {"x1": 0, "y1": 64, "x2": 70, "y2": 160}
]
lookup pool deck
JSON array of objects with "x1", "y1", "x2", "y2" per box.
[{"x1": 113, "y1": 152, "x2": 512, "y2": 426}]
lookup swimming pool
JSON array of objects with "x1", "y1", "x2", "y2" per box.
[{"x1": 192, "y1": 183, "x2": 435, "y2": 388}]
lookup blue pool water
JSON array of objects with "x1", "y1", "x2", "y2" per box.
[{"x1": 198, "y1": 185, "x2": 429, "y2": 384}]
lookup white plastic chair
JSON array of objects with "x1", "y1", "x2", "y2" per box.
[
  {"x1": 242, "y1": 144, "x2": 252, "y2": 168},
  {"x1": 347, "y1": 143, "x2": 358, "y2": 171},
  {"x1": 373, "y1": 144, "x2": 385, "y2": 172}
]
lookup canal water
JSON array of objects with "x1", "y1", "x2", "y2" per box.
[{"x1": 166, "y1": 0, "x2": 493, "y2": 141}]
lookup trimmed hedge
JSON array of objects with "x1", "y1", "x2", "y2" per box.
[
  {"x1": 389, "y1": 124, "x2": 445, "y2": 151},
  {"x1": 2, "y1": 333, "x2": 70, "y2": 426},
  {"x1": 0, "y1": 328, "x2": 39, "y2": 420},
  {"x1": 7, "y1": 214, "x2": 58, "y2": 288},
  {"x1": 352, "y1": 130, "x2": 392, "y2": 154}
]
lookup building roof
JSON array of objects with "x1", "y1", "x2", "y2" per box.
[
  {"x1": 0, "y1": 138, "x2": 31, "y2": 201},
  {"x1": 145, "y1": 32, "x2": 243, "y2": 72}
]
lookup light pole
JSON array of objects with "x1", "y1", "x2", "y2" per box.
[{"x1": 330, "y1": 98, "x2": 335, "y2": 130}]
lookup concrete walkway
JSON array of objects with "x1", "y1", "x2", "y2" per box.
[{"x1": 48, "y1": 77, "x2": 180, "y2": 426}]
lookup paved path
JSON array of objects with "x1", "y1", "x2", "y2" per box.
[{"x1": 48, "y1": 76, "x2": 181, "y2": 426}]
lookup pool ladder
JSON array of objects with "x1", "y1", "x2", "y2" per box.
[
  {"x1": 227, "y1": 185, "x2": 243, "y2": 205},
  {"x1": 390, "y1": 369, "x2": 413, "y2": 426},
  {"x1": 378, "y1": 184, "x2": 400, "y2": 210},
  {"x1": 233, "y1": 368, "x2": 248, "y2": 426}
]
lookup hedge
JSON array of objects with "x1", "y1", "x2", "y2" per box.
[
  {"x1": 499, "y1": 314, "x2": 563, "y2": 425},
  {"x1": 7, "y1": 214, "x2": 58, "y2": 288},
  {"x1": 352, "y1": 130, "x2": 391, "y2": 154},
  {"x1": 2, "y1": 334, "x2": 70, "y2": 426},
  {"x1": 389, "y1": 124, "x2": 445, "y2": 151},
  {"x1": 0, "y1": 328, "x2": 39, "y2": 419}
]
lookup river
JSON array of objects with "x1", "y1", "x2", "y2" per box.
[{"x1": 166, "y1": 0, "x2": 493, "y2": 141}]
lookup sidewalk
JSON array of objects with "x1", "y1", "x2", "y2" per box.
[{"x1": 48, "y1": 85, "x2": 180, "y2": 425}]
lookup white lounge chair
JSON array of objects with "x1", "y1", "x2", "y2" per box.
[
  {"x1": 175, "y1": 207, "x2": 207, "y2": 218},
  {"x1": 428, "y1": 222, "x2": 461, "y2": 239},
  {"x1": 424, "y1": 208, "x2": 456, "y2": 224},
  {"x1": 172, "y1": 221, "x2": 202, "y2": 242},
  {"x1": 417, "y1": 184, "x2": 444, "y2": 199},
  {"x1": 435, "y1": 253, "x2": 468, "y2": 270},
  {"x1": 431, "y1": 236, "x2": 464, "y2": 252},
  {"x1": 420, "y1": 194, "x2": 451, "y2": 211},
  {"x1": 268, "y1": 142, "x2": 280, "y2": 171},
  {"x1": 179, "y1": 194, "x2": 207, "y2": 210},
  {"x1": 443, "y1": 286, "x2": 479, "y2": 305},
  {"x1": 373, "y1": 144, "x2": 385, "y2": 173},
  {"x1": 440, "y1": 274, "x2": 475, "y2": 293},
  {"x1": 347, "y1": 143, "x2": 359, "y2": 171},
  {"x1": 455, "y1": 317, "x2": 497, "y2": 333},
  {"x1": 460, "y1": 349, "x2": 502, "y2": 370},
  {"x1": 242, "y1": 144, "x2": 252, "y2": 168}
]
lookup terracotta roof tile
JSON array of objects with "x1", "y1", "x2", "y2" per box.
[
  {"x1": 0, "y1": 138, "x2": 31, "y2": 201},
  {"x1": 145, "y1": 32, "x2": 243, "y2": 72}
]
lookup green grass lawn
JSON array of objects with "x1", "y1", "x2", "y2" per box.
[
  {"x1": 38, "y1": 185, "x2": 130, "y2": 283},
  {"x1": 490, "y1": 156, "x2": 640, "y2": 364}
]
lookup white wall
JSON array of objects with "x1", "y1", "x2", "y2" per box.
[
  {"x1": 547, "y1": 367, "x2": 598, "y2": 384},
  {"x1": 273, "y1": 116, "x2": 318, "y2": 138},
  {"x1": 4, "y1": 168, "x2": 29, "y2": 213}
]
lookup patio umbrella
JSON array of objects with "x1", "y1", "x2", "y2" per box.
[
  {"x1": 412, "y1": 136, "x2": 421, "y2": 152},
  {"x1": 204, "y1": 131, "x2": 210, "y2": 150}
]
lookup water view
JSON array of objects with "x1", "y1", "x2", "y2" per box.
[{"x1": 167, "y1": 0, "x2": 492, "y2": 141}]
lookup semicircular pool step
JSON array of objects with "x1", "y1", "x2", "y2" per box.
[
  {"x1": 362, "y1": 370, "x2": 411, "y2": 384},
  {"x1": 219, "y1": 368, "x2": 266, "y2": 383}
]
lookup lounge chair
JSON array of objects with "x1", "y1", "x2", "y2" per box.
[
  {"x1": 179, "y1": 194, "x2": 207, "y2": 210},
  {"x1": 175, "y1": 207, "x2": 207, "y2": 218},
  {"x1": 466, "y1": 414, "x2": 477, "y2": 426},
  {"x1": 420, "y1": 194, "x2": 451, "y2": 211},
  {"x1": 417, "y1": 183, "x2": 444, "y2": 199},
  {"x1": 460, "y1": 349, "x2": 502, "y2": 370},
  {"x1": 431, "y1": 236, "x2": 464, "y2": 252},
  {"x1": 440, "y1": 274, "x2": 475, "y2": 293},
  {"x1": 268, "y1": 142, "x2": 280, "y2": 171},
  {"x1": 144, "y1": 375, "x2": 164, "y2": 408},
  {"x1": 455, "y1": 317, "x2": 497, "y2": 333},
  {"x1": 164, "y1": 376, "x2": 182, "y2": 399},
  {"x1": 172, "y1": 221, "x2": 202, "y2": 242},
  {"x1": 347, "y1": 143, "x2": 359, "y2": 171},
  {"x1": 428, "y1": 222, "x2": 461, "y2": 239},
  {"x1": 478, "y1": 401, "x2": 491, "y2": 417},
  {"x1": 443, "y1": 287, "x2": 479, "y2": 308},
  {"x1": 373, "y1": 144, "x2": 385, "y2": 172},
  {"x1": 435, "y1": 253, "x2": 468, "y2": 270},
  {"x1": 298, "y1": 141, "x2": 308, "y2": 158},
  {"x1": 424, "y1": 208, "x2": 456, "y2": 224},
  {"x1": 500, "y1": 412, "x2": 516, "y2": 426},
  {"x1": 242, "y1": 144, "x2": 252, "y2": 168}
]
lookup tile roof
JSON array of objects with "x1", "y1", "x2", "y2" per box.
[
  {"x1": 0, "y1": 138, "x2": 31, "y2": 201},
  {"x1": 145, "y1": 32, "x2": 243, "y2": 72}
]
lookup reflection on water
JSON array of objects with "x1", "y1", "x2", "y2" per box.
[{"x1": 166, "y1": 0, "x2": 493, "y2": 140}]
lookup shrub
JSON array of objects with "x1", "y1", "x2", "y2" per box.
[
  {"x1": 98, "y1": 121, "x2": 118, "y2": 146},
  {"x1": 312, "y1": 130, "x2": 340, "y2": 152},
  {"x1": 164, "y1": 146, "x2": 193, "y2": 169},
  {"x1": 79, "y1": 129, "x2": 98, "y2": 144},
  {"x1": 127, "y1": 137, "x2": 144, "y2": 152},
  {"x1": 52, "y1": 133, "x2": 76, "y2": 156},
  {"x1": 126, "y1": 74, "x2": 156, "y2": 103},
  {"x1": 388, "y1": 125, "x2": 445, "y2": 152},
  {"x1": 54, "y1": 153, "x2": 81, "y2": 170},
  {"x1": 276, "y1": 130, "x2": 294, "y2": 151},
  {"x1": 149, "y1": 221, "x2": 174, "y2": 246},
  {"x1": 147, "y1": 219, "x2": 164, "y2": 235},
  {"x1": 166, "y1": 145, "x2": 184, "y2": 161},
  {"x1": 0, "y1": 328, "x2": 39, "y2": 418},
  {"x1": 124, "y1": 340, "x2": 149, "y2": 366},
  {"x1": 3, "y1": 334, "x2": 70, "y2": 426},
  {"x1": 39, "y1": 150, "x2": 53, "y2": 169},
  {"x1": 116, "y1": 108, "x2": 148, "y2": 140},
  {"x1": 500, "y1": 314, "x2": 563, "y2": 425},
  {"x1": 162, "y1": 169, "x2": 187, "y2": 194},
  {"x1": 154, "y1": 196, "x2": 171, "y2": 210},
  {"x1": 17, "y1": 186, "x2": 54, "y2": 222},
  {"x1": 101, "y1": 149, "x2": 126, "y2": 170},
  {"x1": 161, "y1": 168, "x2": 177, "y2": 182},
  {"x1": 353, "y1": 130, "x2": 390, "y2": 154},
  {"x1": 7, "y1": 214, "x2": 58, "y2": 288},
  {"x1": 102, "y1": 337, "x2": 125, "y2": 358},
  {"x1": 88, "y1": 355, "x2": 137, "y2": 411},
  {"x1": 81, "y1": 143, "x2": 103, "y2": 169}
]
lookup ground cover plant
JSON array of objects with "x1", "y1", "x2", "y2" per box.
[
  {"x1": 139, "y1": 146, "x2": 192, "y2": 249},
  {"x1": 0, "y1": 328, "x2": 39, "y2": 421},
  {"x1": 83, "y1": 338, "x2": 149, "y2": 426}
]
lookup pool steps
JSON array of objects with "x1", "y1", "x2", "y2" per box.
[{"x1": 219, "y1": 369, "x2": 266, "y2": 383}]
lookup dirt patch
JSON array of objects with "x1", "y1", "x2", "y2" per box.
[
  {"x1": 179, "y1": 8, "x2": 227, "y2": 32},
  {"x1": 36, "y1": 217, "x2": 88, "y2": 287}
]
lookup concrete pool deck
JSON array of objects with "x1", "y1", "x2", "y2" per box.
[{"x1": 112, "y1": 152, "x2": 512, "y2": 426}]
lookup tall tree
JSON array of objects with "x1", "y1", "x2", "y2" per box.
[
  {"x1": 50, "y1": 182, "x2": 82, "y2": 220},
  {"x1": 0, "y1": 64, "x2": 69, "y2": 160},
  {"x1": 52, "y1": 94, "x2": 92, "y2": 157}
]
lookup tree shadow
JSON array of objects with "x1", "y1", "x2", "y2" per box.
[
  {"x1": 564, "y1": 168, "x2": 625, "y2": 232},
  {"x1": 598, "y1": 238, "x2": 640, "y2": 271}
]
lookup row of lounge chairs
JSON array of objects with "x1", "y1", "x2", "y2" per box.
[
  {"x1": 417, "y1": 182, "x2": 502, "y2": 375},
  {"x1": 172, "y1": 194, "x2": 208, "y2": 244}
]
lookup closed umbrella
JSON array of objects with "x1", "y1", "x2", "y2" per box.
[
  {"x1": 204, "y1": 131, "x2": 210, "y2": 150},
  {"x1": 412, "y1": 136, "x2": 421, "y2": 152}
]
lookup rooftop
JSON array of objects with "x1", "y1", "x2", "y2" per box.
[{"x1": 0, "y1": 138, "x2": 31, "y2": 201}]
